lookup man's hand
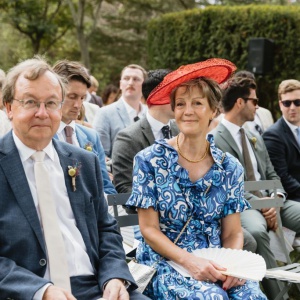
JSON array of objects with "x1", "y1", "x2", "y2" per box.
[
  {"x1": 261, "y1": 207, "x2": 278, "y2": 231},
  {"x1": 43, "y1": 286, "x2": 76, "y2": 300},
  {"x1": 102, "y1": 279, "x2": 129, "y2": 300}
]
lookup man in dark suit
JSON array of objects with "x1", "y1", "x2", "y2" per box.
[
  {"x1": 53, "y1": 60, "x2": 116, "y2": 195},
  {"x1": 0, "y1": 57, "x2": 148, "y2": 300},
  {"x1": 263, "y1": 79, "x2": 300, "y2": 202},
  {"x1": 112, "y1": 69, "x2": 179, "y2": 194},
  {"x1": 211, "y1": 76, "x2": 300, "y2": 300}
]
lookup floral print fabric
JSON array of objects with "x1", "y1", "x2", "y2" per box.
[{"x1": 127, "y1": 135, "x2": 267, "y2": 300}]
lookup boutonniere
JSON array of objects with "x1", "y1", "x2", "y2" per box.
[
  {"x1": 84, "y1": 142, "x2": 93, "y2": 152},
  {"x1": 68, "y1": 162, "x2": 81, "y2": 191},
  {"x1": 250, "y1": 137, "x2": 257, "y2": 150}
]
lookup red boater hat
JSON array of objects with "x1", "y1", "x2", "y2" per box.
[{"x1": 147, "y1": 58, "x2": 236, "y2": 106}]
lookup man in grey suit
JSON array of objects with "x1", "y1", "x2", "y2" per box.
[
  {"x1": 211, "y1": 76, "x2": 300, "y2": 300},
  {"x1": 112, "y1": 69, "x2": 178, "y2": 194},
  {"x1": 93, "y1": 64, "x2": 148, "y2": 158},
  {"x1": 0, "y1": 57, "x2": 148, "y2": 300}
]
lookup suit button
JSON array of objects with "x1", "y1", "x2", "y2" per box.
[{"x1": 39, "y1": 258, "x2": 47, "y2": 266}]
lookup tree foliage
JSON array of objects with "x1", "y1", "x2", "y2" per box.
[{"x1": 0, "y1": 0, "x2": 72, "y2": 54}]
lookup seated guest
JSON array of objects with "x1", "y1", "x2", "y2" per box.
[
  {"x1": 93, "y1": 64, "x2": 148, "y2": 157},
  {"x1": 53, "y1": 59, "x2": 116, "y2": 194},
  {"x1": 126, "y1": 59, "x2": 266, "y2": 299},
  {"x1": 102, "y1": 83, "x2": 119, "y2": 106},
  {"x1": 86, "y1": 75, "x2": 103, "y2": 107},
  {"x1": 0, "y1": 56, "x2": 148, "y2": 299},
  {"x1": 211, "y1": 76, "x2": 300, "y2": 300},
  {"x1": 263, "y1": 79, "x2": 300, "y2": 202},
  {"x1": 112, "y1": 68, "x2": 178, "y2": 194}
]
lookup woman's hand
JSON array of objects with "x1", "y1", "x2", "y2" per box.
[
  {"x1": 183, "y1": 254, "x2": 227, "y2": 283},
  {"x1": 222, "y1": 275, "x2": 246, "y2": 291}
]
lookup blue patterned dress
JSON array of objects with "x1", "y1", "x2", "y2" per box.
[{"x1": 126, "y1": 135, "x2": 267, "y2": 300}]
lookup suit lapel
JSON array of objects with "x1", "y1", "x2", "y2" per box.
[
  {"x1": 170, "y1": 121, "x2": 179, "y2": 137},
  {"x1": 280, "y1": 117, "x2": 300, "y2": 154},
  {"x1": 217, "y1": 123, "x2": 244, "y2": 163},
  {"x1": 116, "y1": 100, "x2": 131, "y2": 127},
  {"x1": 75, "y1": 125, "x2": 88, "y2": 149},
  {"x1": 140, "y1": 117, "x2": 155, "y2": 145},
  {"x1": 0, "y1": 133, "x2": 46, "y2": 253}
]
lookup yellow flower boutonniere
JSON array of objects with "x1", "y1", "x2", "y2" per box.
[
  {"x1": 251, "y1": 137, "x2": 257, "y2": 150},
  {"x1": 68, "y1": 162, "x2": 81, "y2": 191},
  {"x1": 84, "y1": 142, "x2": 93, "y2": 152}
]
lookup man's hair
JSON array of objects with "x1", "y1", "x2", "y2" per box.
[
  {"x1": 142, "y1": 69, "x2": 172, "y2": 100},
  {"x1": 170, "y1": 77, "x2": 223, "y2": 114},
  {"x1": 90, "y1": 75, "x2": 99, "y2": 89},
  {"x1": 120, "y1": 64, "x2": 148, "y2": 80},
  {"x1": 222, "y1": 77, "x2": 257, "y2": 113},
  {"x1": 278, "y1": 79, "x2": 300, "y2": 101},
  {"x1": 53, "y1": 60, "x2": 91, "y2": 88},
  {"x1": 234, "y1": 70, "x2": 256, "y2": 81},
  {"x1": 2, "y1": 56, "x2": 66, "y2": 105}
]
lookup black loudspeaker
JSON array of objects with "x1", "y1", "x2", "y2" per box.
[{"x1": 247, "y1": 38, "x2": 274, "y2": 75}]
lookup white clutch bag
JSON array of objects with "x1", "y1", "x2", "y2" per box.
[{"x1": 167, "y1": 247, "x2": 266, "y2": 281}]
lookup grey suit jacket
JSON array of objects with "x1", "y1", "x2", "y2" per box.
[
  {"x1": 0, "y1": 132, "x2": 135, "y2": 298},
  {"x1": 211, "y1": 122, "x2": 285, "y2": 201},
  {"x1": 93, "y1": 99, "x2": 132, "y2": 158},
  {"x1": 112, "y1": 117, "x2": 179, "y2": 193},
  {"x1": 263, "y1": 117, "x2": 300, "y2": 202}
]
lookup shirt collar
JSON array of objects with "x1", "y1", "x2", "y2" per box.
[
  {"x1": 221, "y1": 118, "x2": 241, "y2": 136},
  {"x1": 122, "y1": 97, "x2": 147, "y2": 117},
  {"x1": 146, "y1": 111, "x2": 170, "y2": 132},
  {"x1": 282, "y1": 116, "x2": 299, "y2": 132},
  {"x1": 12, "y1": 131, "x2": 55, "y2": 162},
  {"x1": 58, "y1": 120, "x2": 76, "y2": 134}
]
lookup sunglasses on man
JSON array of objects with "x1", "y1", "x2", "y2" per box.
[
  {"x1": 280, "y1": 99, "x2": 300, "y2": 107},
  {"x1": 243, "y1": 97, "x2": 259, "y2": 106}
]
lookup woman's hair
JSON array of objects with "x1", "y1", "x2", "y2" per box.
[
  {"x1": 222, "y1": 77, "x2": 256, "y2": 113},
  {"x1": 2, "y1": 55, "x2": 66, "y2": 105},
  {"x1": 170, "y1": 77, "x2": 222, "y2": 116},
  {"x1": 278, "y1": 79, "x2": 300, "y2": 101},
  {"x1": 102, "y1": 84, "x2": 119, "y2": 105}
]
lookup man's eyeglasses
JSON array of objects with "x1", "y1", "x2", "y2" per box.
[
  {"x1": 13, "y1": 99, "x2": 63, "y2": 111},
  {"x1": 243, "y1": 97, "x2": 259, "y2": 106},
  {"x1": 280, "y1": 99, "x2": 300, "y2": 107}
]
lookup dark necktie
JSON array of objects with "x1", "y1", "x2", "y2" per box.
[
  {"x1": 134, "y1": 116, "x2": 140, "y2": 122},
  {"x1": 255, "y1": 124, "x2": 263, "y2": 135},
  {"x1": 240, "y1": 128, "x2": 262, "y2": 197},
  {"x1": 161, "y1": 125, "x2": 171, "y2": 139},
  {"x1": 64, "y1": 126, "x2": 73, "y2": 144}
]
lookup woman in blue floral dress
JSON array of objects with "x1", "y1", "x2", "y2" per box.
[{"x1": 126, "y1": 59, "x2": 267, "y2": 300}]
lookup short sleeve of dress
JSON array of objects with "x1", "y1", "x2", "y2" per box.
[
  {"x1": 222, "y1": 154, "x2": 251, "y2": 217},
  {"x1": 126, "y1": 148, "x2": 158, "y2": 211}
]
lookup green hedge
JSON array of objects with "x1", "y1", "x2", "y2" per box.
[{"x1": 147, "y1": 5, "x2": 300, "y2": 119}]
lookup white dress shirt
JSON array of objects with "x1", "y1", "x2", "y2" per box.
[
  {"x1": 57, "y1": 121, "x2": 80, "y2": 147},
  {"x1": 122, "y1": 98, "x2": 147, "y2": 124},
  {"x1": 13, "y1": 132, "x2": 93, "y2": 299},
  {"x1": 146, "y1": 111, "x2": 171, "y2": 140}
]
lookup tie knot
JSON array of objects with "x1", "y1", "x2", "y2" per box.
[
  {"x1": 240, "y1": 127, "x2": 245, "y2": 135},
  {"x1": 64, "y1": 126, "x2": 73, "y2": 137},
  {"x1": 31, "y1": 151, "x2": 45, "y2": 162},
  {"x1": 161, "y1": 125, "x2": 171, "y2": 139}
]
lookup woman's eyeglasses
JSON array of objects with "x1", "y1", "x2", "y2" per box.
[
  {"x1": 280, "y1": 99, "x2": 300, "y2": 107},
  {"x1": 243, "y1": 97, "x2": 259, "y2": 106}
]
